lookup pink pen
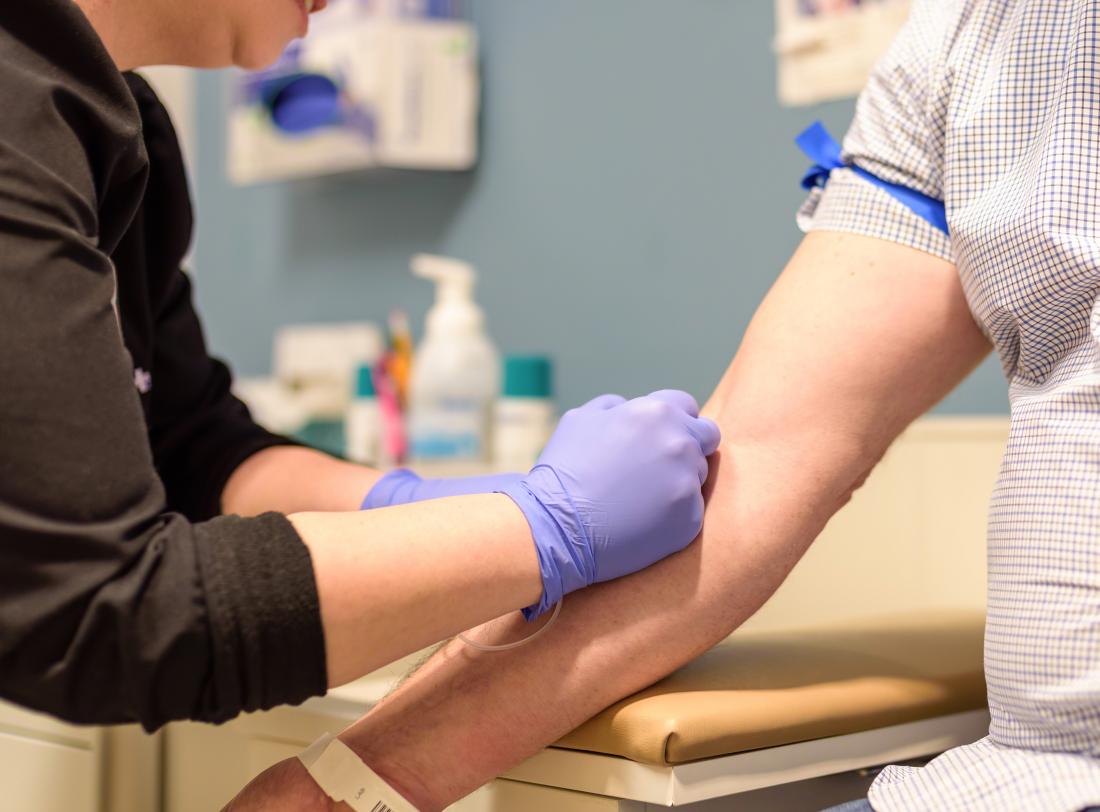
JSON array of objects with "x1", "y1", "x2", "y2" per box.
[{"x1": 373, "y1": 358, "x2": 407, "y2": 465}]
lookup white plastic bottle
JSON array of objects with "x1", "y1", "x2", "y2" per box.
[
  {"x1": 494, "y1": 355, "x2": 555, "y2": 471},
  {"x1": 345, "y1": 363, "x2": 385, "y2": 466},
  {"x1": 408, "y1": 254, "x2": 500, "y2": 465}
]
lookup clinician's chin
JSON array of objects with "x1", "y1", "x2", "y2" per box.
[{"x1": 232, "y1": 35, "x2": 295, "y2": 71}]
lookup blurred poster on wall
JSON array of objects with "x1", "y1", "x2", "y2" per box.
[{"x1": 775, "y1": 0, "x2": 911, "y2": 106}]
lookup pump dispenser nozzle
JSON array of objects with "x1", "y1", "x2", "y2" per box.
[
  {"x1": 411, "y1": 253, "x2": 484, "y2": 336},
  {"x1": 412, "y1": 253, "x2": 474, "y2": 299}
]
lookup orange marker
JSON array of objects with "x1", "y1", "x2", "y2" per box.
[{"x1": 388, "y1": 309, "x2": 414, "y2": 410}]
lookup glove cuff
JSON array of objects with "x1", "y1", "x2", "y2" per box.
[
  {"x1": 361, "y1": 469, "x2": 422, "y2": 510},
  {"x1": 498, "y1": 467, "x2": 592, "y2": 620}
]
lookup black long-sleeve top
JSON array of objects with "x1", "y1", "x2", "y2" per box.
[{"x1": 0, "y1": 1, "x2": 328, "y2": 730}]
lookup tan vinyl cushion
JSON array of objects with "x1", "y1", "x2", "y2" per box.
[{"x1": 555, "y1": 610, "x2": 987, "y2": 766}]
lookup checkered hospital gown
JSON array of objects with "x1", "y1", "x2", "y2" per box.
[{"x1": 798, "y1": 1, "x2": 1100, "y2": 810}]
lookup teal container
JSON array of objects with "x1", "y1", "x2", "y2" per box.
[
  {"x1": 502, "y1": 355, "x2": 553, "y2": 399},
  {"x1": 355, "y1": 363, "x2": 377, "y2": 398}
]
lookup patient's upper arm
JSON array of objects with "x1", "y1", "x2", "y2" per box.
[{"x1": 705, "y1": 230, "x2": 990, "y2": 506}]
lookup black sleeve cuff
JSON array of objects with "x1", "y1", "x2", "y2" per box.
[{"x1": 191, "y1": 512, "x2": 327, "y2": 725}]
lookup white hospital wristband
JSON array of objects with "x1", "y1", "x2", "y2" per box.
[{"x1": 298, "y1": 733, "x2": 418, "y2": 812}]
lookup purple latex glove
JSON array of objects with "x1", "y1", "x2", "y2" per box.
[
  {"x1": 498, "y1": 390, "x2": 722, "y2": 620},
  {"x1": 362, "y1": 469, "x2": 526, "y2": 510}
]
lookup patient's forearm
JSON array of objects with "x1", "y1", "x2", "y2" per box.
[
  {"x1": 339, "y1": 433, "x2": 861, "y2": 808},
  {"x1": 333, "y1": 233, "x2": 991, "y2": 810},
  {"x1": 225, "y1": 435, "x2": 863, "y2": 812}
]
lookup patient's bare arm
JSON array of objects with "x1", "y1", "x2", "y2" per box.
[{"x1": 227, "y1": 231, "x2": 991, "y2": 811}]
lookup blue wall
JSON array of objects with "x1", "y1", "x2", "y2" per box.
[{"x1": 193, "y1": 0, "x2": 1007, "y2": 414}]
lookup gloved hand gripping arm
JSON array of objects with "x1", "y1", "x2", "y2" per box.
[
  {"x1": 291, "y1": 389, "x2": 720, "y2": 686},
  {"x1": 501, "y1": 391, "x2": 720, "y2": 618}
]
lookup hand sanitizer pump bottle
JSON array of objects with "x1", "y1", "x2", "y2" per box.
[{"x1": 408, "y1": 254, "x2": 500, "y2": 465}]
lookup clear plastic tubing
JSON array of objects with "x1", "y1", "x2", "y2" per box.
[{"x1": 458, "y1": 599, "x2": 563, "y2": 652}]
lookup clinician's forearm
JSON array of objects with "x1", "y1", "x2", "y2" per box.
[
  {"x1": 331, "y1": 233, "x2": 993, "y2": 810},
  {"x1": 292, "y1": 494, "x2": 542, "y2": 687},
  {"x1": 222, "y1": 445, "x2": 383, "y2": 516}
]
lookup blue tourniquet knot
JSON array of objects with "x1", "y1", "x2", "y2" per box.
[{"x1": 796, "y1": 121, "x2": 949, "y2": 237}]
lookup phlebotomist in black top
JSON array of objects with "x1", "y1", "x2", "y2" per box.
[{"x1": 0, "y1": 0, "x2": 719, "y2": 779}]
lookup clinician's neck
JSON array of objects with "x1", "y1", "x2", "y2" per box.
[{"x1": 73, "y1": 0, "x2": 173, "y2": 71}]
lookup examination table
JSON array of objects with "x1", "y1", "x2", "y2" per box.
[{"x1": 478, "y1": 609, "x2": 987, "y2": 810}]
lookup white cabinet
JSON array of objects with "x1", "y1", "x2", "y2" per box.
[
  {"x1": 164, "y1": 654, "x2": 426, "y2": 812},
  {"x1": 0, "y1": 732, "x2": 99, "y2": 812},
  {"x1": 0, "y1": 702, "x2": 102, "y2": 812},
  {"x1": 164, "y1": 702, "x2": 360, "y2": 812},
  {"x1": 0, "y1": 699, "x2": 161, "y2": 812}
]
